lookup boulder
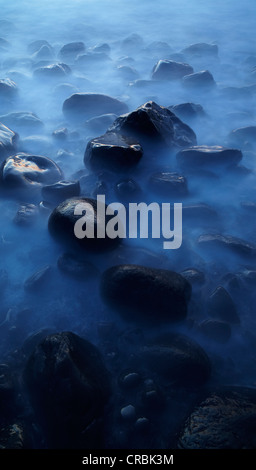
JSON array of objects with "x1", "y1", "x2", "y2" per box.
[
  {"x1": 197, "y1": 233, "x2": 256, "y2": 258},
  {"x1": 228, "y1": 126, "x2": 256, "y2": 147},
  {"x1": 0, "y1": 112, "x2": 43, "y2": 132},
  {"x1": 63, "y1": 93, "x2": 128, "y2": 120},
  {"x1": 41, "y1": 180, "x2": 80, "y2": 204},
  {"x1": 100, "y1": 264, "x2": 191, "y2": 324},
  {"x1": 152, "y1": 60, "x2": 194, "y2": 80},
  {"x1": 199, "y1": 319, "x2": 231, "y2": 344},
  {"x1": 176, "y1": 145, "x2": 242, "y2": 168},
  {"x1": 57, "y1": 252, "x2": 99, "y2": 279},
  {"x1": 28, "y1": 40, "x2": 51, "y2": 54},
  {"x1": 0, "y1": 78, "x2": 18, "y2": 100},
  {"x1": 34, "y1": 63, "x2": 71, "y2": 79},
  {"x1": 149, "y1": 171, "x2": 188, "y2": 197},
  {"x1": 84, "y1": 132, "x2": 143, "y2": 172},
  {"x1": 182, "y1": 70, "x2": 216, "y2": 89},
  {"x1": 0, "y1": 123, "x2": 18, "y2": 160},
  {"x1": 59, "y1": 41, "x2": 86, "y2": 60},
  {"x1": 168, "y1": 103, "x2": 205, "y2": 121},
  {"x1": 182, "y1": 43, "x2": 218, "y2": 57},
  {"x1": 206, "y1": 286, "x2": 240, "y2": 324}
]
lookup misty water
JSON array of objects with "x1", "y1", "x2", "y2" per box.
[{"x1": 1, "y1": 0, "x2": 256, "y2": 450}]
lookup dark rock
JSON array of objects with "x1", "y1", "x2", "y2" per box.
[
  {"x1": 23, "y1": 331, "x2": 110, "y2": 448},
  {"x1": 85, "y1": 114, "x2": 118, "y2": 133},
  {"x1": 119, "y1": 372, "x2": 141, "y2": 389},
  {"x1": 28, "y1": 40, "x2": 51, "y2": 54},
  {"x1": 178, "y1": 387, "x2": 256, "y2": 448},
  {"x1": 24, "y1": 265, "x2": 52, "y2": 292},
  {"x1": 84, "y1": 132, "x2": 143, "y2": 172},
  {"x1": 141, "y1": 333, "x2": 211, "y2": 386},
  {"x1": 182, "y1": 43, "x2": 218, "y2": 57},
  {"x1": 0, "y1": 112, "x2": 44, "y2": 132},
  {"x1": 206, "y1": 286, "x2": 240, "y2": 324},
  {"x1": 115, "y1": 178, "x2": 141, "y2": 200},
  {"x1": 0, "y1": 78, "x2": 18, "y2": 100},
  {"x1": 42, "y1": 180, "x2": 80, "y2": 204},
  {"x1": 149, "y1": 172, "x2": 188, "y2": 197},
  {"x1": 180, "y1": 268, "x2": 205, "y2": 285},
  {"x1": 177, "y1": 145, "x2": 242, "y2": 168},
  {"x1": 57, "y1": 252, "x2": 99, "y2": 280},
  {"x1": 152, "y1": 60, "x2": 194, "y2": 80},
  {"x1": 63, "y1": 93, "x2": 128, "y2": 120},
  {"x1": 13, "y1": 203, "x2": 38, "y2": 226},
  {"x1": 121, "y1": 34, "x2": 144, "y2": 53},
  {"x1": 48, "y1": 197, "x2": 122, "y2": 252},
  {"x1": 169, "y1": 103, "x2": 205, "y2": 121},
  {"x1": 0, "y1": 154, "x2": 63, "y2": 195},
  {"x1": 0, "y1": 123, "x2": 18, "y2": 160},
  {"x1": 228, "y1": 126, "x2": 256, "y2": 147},
  {"x1": 59, "y1": 41, "x2": 86, "y2": 60},
  {"x1": 34, "y1": 63, "x2": 71, "y2": 79},
  {"x1": 199, "y1": 319, "x2": 231, "y2": 344},
  {"x1": 182, "y1": 70, "x2": 216, "y2": 89},
  {"x1": 100, "y1": 264, "x2": 191, "y2": 324},
  {"x1": 108, "y1": 101, "x2": 197, "y2": 150},
  {"x1": 197, "y1": 233, "x2": 256, "y2": 258}
]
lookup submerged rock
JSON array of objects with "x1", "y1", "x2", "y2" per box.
[
  {"x1": 48, "y1": 197, "x2": 122, "y2": 252},
  {"x1": 168, "y1": 103, "x2": 205, "y2": 121},
  {"x1": 182, "y1": 42, "x2": 218, "y2": 57},
  {"x1": 176, "y1": 145, "x2": 242, "y2": 168},
  {"x1": 63, "y1": 93, "x2": 128, "y2": 120},
  {"x1": 206, "y1": 286, "x2": 240, "y2": 324},
  {"x1": 108, "y1": 101, "x2": 197, "y2": 150},
  {"x1": 178, "y1": 387, "x2": 256, "y2": 448},
  {"x1": 149, "y1": 171, "x2": 188, "y2": 197},
  {"x1": 84, "y1": 132, "x2": 143, "y2": 172},
  {"x1": 100, "y1": 264, "x2": 191, "y2": 324},
  {"x1": 23, "y1": 331, "x2": 110, "y2": 448},
  {"x1": 199, "y1": 319, "x2": 231, "y2": 344},
  {"x1": 59, "y1": 41, "x2": 86, "y2": 60},
  {"x1": 0, "y1": 123, "x2": 18, "y2": 160},
  {"x1": 0, "y1": 78, "x2": 18, "y2": 100},
  {"x1": 42, "y1": 180, "x2": 80, "y2": 204},
  {"x1": 28, "y1": 39, "x2": 51, "y2": 54},
  {"x1": 24, "y1": 265, "x2": 52, "y2": 292},
  {"x1": 198, "y1": 233, "x2": 256, "y2": 258},
  {"x1": 57, "y1": 252, "x2": 99, "y2": 279},
  {"x1": 182, "y1": 70, "x2": 216, "y2": 89},
  {"x1": 34, "y1": 63, "x2": 71, "y2": 79},
  {"x1": 85, "y1": 114, "x2": 118, "y2": 133},
  {"x1": 228, "y1": 126, "x2": 256, "y2": 147},
  {"x1": 0, "y1": 112, "x2": 43, "y2": 132},
  {"x1": 13, "y1": 203, "x2": 39, "y2": 226},
  {"x1": 152, "y1": 60, "x2": 194, "y2": 80}
]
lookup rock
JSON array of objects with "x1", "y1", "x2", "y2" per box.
[
  {"x1": 206, "y1": 286, "x2": 240, "y2": 324},
  {"x1": 108, "y1": 101, "x2": 197, "y2": 150},
  {"x1": 52, "y1": 127, "x2": 68, "y2": 140},
  {"x1": 24, "y1": 265, "x2": 52, "y2": 292},
  {"x1": 178, "y1": 387, "x2": 256, "y2": 449},
  {"x1": 48, "y1": 197, "x2": 122, "y2": 252},
  {"x1": 141, "y1": 333, "x2": 211, "y2": 386},
  {"x1": 117, "y1": 65, "x2": 139, "y2": 81},
  {"x1": 228, "y1": 126, "x2": 256, "y2": 147},
  {"x1": 63, "y1": 93, "x2": 128, "y2": 120},
  {"x1": 182, "y1": 70, "x2": 216, "y2": 89},
  {"x1": 115, "y1": 178, "x2": 141, "y2": 201},
  {"x1": 13, "y1": 203, "x2": 38, "y2": 226},
  {"x1": 59, "y1": 41, "x2": 86, "y2": 60},
  {"x1": 180, "y1": 268, "x2": 205, "y2": 285},
  {"x1": 23, "y1": 331, "x2": 110, "y2": 448},
  {"x1": 0, "y1": 423, "x2": 27, "y2": 449},
  {"x1": 33, "y1": 44, "x2": 54, "y2": 61},
  {"x1": 182, "y1": 43, "x2": 218, "y2": 57},
  {"x1": 199, "y1": 319, "x2": 231, "y2": 344},
  {"x1": 0, "y1": 270, "x2": 8, "y2": 291},
  {"x1": 100, "y1": 264, "x2": 191, "y2": 324},
  {"x1": 41, "y1": 180, "x2": 80, "y2": 204},
  {"x1": 152, "y1": 60, "x2": 194, "y2": 80},
  {"x1": 149, "y1": 172, "x2": 188, "y2": 197},
  {"x1": 28, "y1": 40, "x2": 51, "y2": 54},
  {"x1": 75, "y1": 52, "x2": 111, "y2": 66},
  {"x1": 135, "y1": 417, "x2": 150, "y2": 431},
  {"x1": 0, "y1": 112, "x2": 44, "y2": 132},
  {"x1": 57, "y1": 252, "x2": 99, "y2": 280},
  {"x1": 144, "y1": 41, "x2": 172, "y2": 56},
  {"x1": 34, "y1": 63, "x2": 71, "y2": 79},
  {"x1": 121, "y1": 34, "x2": 144, "y2": 53},
  {"x1": 176, "y1": 145, "x2": 242, "y2": 168},
  {"x1": 0, "y1": 123, "x2": 18, "y2": 160},
  {"x1": 0, "y1": 364, "x2": 15, "y2": 404},
  {"x1": 0, "y1": 154, "x2": 63, "y2": 195},
  {"x1": 119, "y1": 372, "x2": 141, "y2": 389},
  {"x1": 197, "y1": 233, "x2": 256, "y2": 258},
  {"x1": 182, "y1": 204, "x2": 218, "y2": 224},
  {"x1": 85, "y1": 114, "x2": 118, "y2": 133},
  {"x1": 91, "y1": 43, "x2": 111, "y2": 54},
  {"x1": 168, "y1": 103, "x2": 205, "y2": 121},
  {"x1": 84, "y1": 132, "x2": 143, "y2": 172},
  {"x1": 0, "y1": 78, "x2": 18, "y2": 100}
]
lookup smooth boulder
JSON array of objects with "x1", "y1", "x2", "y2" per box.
[{"x1": 63, "y1": 93, "x2": 128, "y2": 120}]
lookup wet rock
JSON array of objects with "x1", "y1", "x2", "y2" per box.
[
  {"x1": 117, "y1": 65, "x2": 139, "y2": 81},
  {"x1": 0, "y1": 154, "x2": 63, "y2": 196},
  {"x1": 108, "y1": 101, "x2": 197, "y2": 150},
  {"x1": 63, "y1": 93, "x2": 128, "y2": 120},
  {"x1": 100, "y1": 264, "x2": 191, "y2": 324},
  {"x1": 206, "y1": 286, "x2": 240, "y2": 324},
  {"x1": 41, "y1": 180, "x2": 80, "y2": 204},
  {"x1": 178, "y1": 387, "x2": 256, "y2": 448},
  {"x1": 168, "y1": 103, "x2": 205, "y2": 121},
  {"x1": 23, "y1": 331, "x2": 110, "y2": 448},
  {"x1": 34, "y1": 63, "x2": 71, "y2": 79},
  {"x1": 59, "y1": 41, "x2": 86, "y2": 60},
  {"x1": 176, "y1": 145, "x2": 242, "y2": 168},
  {"x1": 115, "y1": 178, "x2": 141, "y2": 201},
  {"x1": 198, "y1": 233, "x2": 256, "y2": 258},
  {"x1": 52, "y1": 127, "x2": 68, "y2": 140},
  {"x1": 180, "y1": 268, "x2": 205, "y2": 285},
  {"x1": 33, "y1": 44, "x2": 54, "y2": 61},
  {"x1": 84, "y1": 132, "x2": 143, "y2": 172},
  {"x1": 0, "y1": 78, "x2": 18, "y2": 100},
  {"x1": 141, "y1": 333, "x2": 211, "y2": 386},
  {"x1": 28, "y1": 40, "x2": 51, "y2": 54},
  {"x1": 152, "y1": 60, "x2": 194, "y2": 80},
  {"x1": 0, "y1": 112, "x2": 44, "y2": 132},
  {"x1": 119, "y1": 372, "x2": 141, "y2": 389},
  {"x1": 228, "y1": 126, "x2": 256, "y2": 147},
  {"x1": 199, "y1": 319, "x2": 231, "y2": 344},
  {"x1": 48, "y1": 197, "x2": 122, "y2": 252},
  {"x1": 24, "y1": 265, "x2": 52, "y2": 292},
  {"x1": 121, "y1": 33, "x2": 144, "y2": 53},
  {"x1": 13, "y1": 203, "x2": 39, "y2": 226},
  {"x1": 91, "y1": 43, "x2": 111, "y2": 54},
  {"x1": 0, "y1": 123, "x2": 18, "y2": 160},
  {"x1": 57, "y1": 252, "x2": 99, "y2": 280},
  {"x1": 149, "y1": 172, "x2": 188, "y2": 197},
  {"x1": 121, "y1": 404, "x2": 136, "y2": 420},
  {"x1": 75, "y1": 52, "x2": 111, "y2": 66},
  {"x1": 182, "y1": 43, "x2": 218, "y2": 57},
  {"x1": 85, "y1": 114, "x2": 118, "y2": 133},
  {"x1": 182, "y1": 70, "x2": 216, "y2": 89}
]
